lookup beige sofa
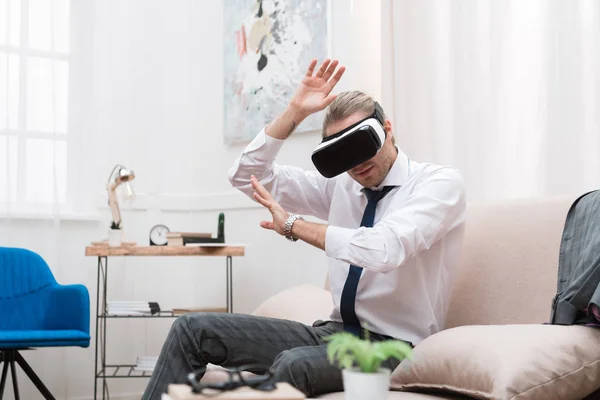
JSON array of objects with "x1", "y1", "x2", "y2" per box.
[{"x1": 250, "y1": 196, "x2": 600, "y2": 399}]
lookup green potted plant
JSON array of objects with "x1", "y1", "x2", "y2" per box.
[{"x1": 326, "y1": 331, "x2": 413, "y2": 400}]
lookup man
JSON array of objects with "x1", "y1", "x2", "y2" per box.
[{"x1": 142, "y1": 59, "x2": 466, "y2": 399}]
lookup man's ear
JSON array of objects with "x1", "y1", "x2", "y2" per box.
[
  {"x1": 384, "y1": 119, "x2": 394, "y2": 143},
  {"x1": 384, "y1": 119, "x2": 392, "y2": 134}
]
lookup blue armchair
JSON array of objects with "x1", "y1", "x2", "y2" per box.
[{"x1": 0, "y1": 247, "x2": 90, "y2": 399}]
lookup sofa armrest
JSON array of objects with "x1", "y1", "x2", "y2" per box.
[
  {"x1": 252, "y1": 284, "x2": 333, "y2": 325},
  {"x1": 44, "y1": 284, "x2": 90, "y2": 334}
]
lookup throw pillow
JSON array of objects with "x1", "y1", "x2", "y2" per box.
[
  {"x1": 391, "y1": 324, "x2": 600, "y2": 400},
  {"x1": 251, "y1": 284, "x2": 333, "y2": 325}
]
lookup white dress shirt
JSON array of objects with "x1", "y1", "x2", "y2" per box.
[{"x1": 228, "y1": 129, "x2": 466, "y2": 345}]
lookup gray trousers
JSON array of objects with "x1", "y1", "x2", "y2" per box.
[{"x1": 141, "y1": 313, "x2": 402, "y2": 399}]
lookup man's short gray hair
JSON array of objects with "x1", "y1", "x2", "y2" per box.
[{"x1": 322, "y1": 90, "x2": 386, "y2": 136}]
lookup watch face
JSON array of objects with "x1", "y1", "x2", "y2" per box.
[{"x1": 150, "y1": 224, "x2": 170, "y2": 246}]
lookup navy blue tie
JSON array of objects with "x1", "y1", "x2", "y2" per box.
[{"x1": 340, "y1": 186, "x2": 396, "y2": 337}]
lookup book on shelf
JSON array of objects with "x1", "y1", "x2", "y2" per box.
[
  {"x1": 166, "y1": 232, "x2": 212, "y2": 239},
  {"x1": 167, "y1": 215, "x2": 225, "y2": 246},
  {"x1": 172, "y1": 307, "x2": 227, "y2": 316},
  {"x1": 106, "y1": 301, "x2": 161, "y2": 316},
  {"x1": 166, "y1": 232, "x2": 215, "y2": 246},
  {"x1": 134, "y1": 356, "x2": 158, "y2": 372}
]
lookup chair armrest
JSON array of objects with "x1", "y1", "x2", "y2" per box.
[
  {"x1": 251, "y1": 284, "x2": 333, "y2": 325},
  {"x1": 44, "y1": 284, "x2": 90, "y2": 334}
]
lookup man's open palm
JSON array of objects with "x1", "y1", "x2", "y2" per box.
[
  {"x1": 290, "y1": 59, "x2": 346, "y2": 117},
  {"x1": 251, "y1": 175, "x2": 289, "y2": 236}
]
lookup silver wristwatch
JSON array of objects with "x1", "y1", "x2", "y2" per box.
[{"x1": 283, "y1": 214, "x2": 304, "y2": 242}]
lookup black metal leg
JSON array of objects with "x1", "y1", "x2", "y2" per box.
[
  {"x1": 102, "y1": 256, "x2": 108, "y2": 400},
  {"x1": 10, "y1": 355, "x2": 20, "y2": 400},
  {"x1": 0, "y1": 352, "x2": 9, "y2": 398},
  {"x1": 94, "y1": 256, "x2": 110, "y2": 400},
  {"x1": 94, "y1": 256, "x2": 101, "y2": 400},
  {"x1": 15, "y1": 351, "x2": 56, "y2": 400},
  {"x1": 93, "y1": 256, "x2": 109, "y2": 400},
  {"x1": 226, "y1": 256, "x2": 233, "y2": 313}
]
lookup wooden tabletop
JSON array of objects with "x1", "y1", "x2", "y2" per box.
[{"x1": 85, "y1": 245, "x2": 245, "y2": 257}]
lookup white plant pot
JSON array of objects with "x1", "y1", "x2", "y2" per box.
[
  {"x1": 342, "y1": 368, "x2": 391, "y2": 400},
  {"x1": 108, "y1": 229, "x2": 122, "y2": 247}
]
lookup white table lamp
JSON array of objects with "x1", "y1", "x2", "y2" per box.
[{"x1": 107, "y1": 164, "x2": 135, "y2": 229}]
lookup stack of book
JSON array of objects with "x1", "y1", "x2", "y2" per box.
[
  {"x1": 166, "y1": 232, "x2": 211, "y2": 246},
  {"x1": 166, "y1": 214, "x2": 225, "y2": 246},
  {"x1": 134, "y1": 356, "x2": 158, "y2": 372},
  {"x1": 106, "y1": 301, "x2": 161, "y2": 316},
  {"x1": 172, "y1": 307, "x2": 227, "y2": 316}
]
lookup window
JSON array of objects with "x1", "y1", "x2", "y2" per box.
[{"x1": 0, "y1": 0, "x2": 69, "y2": 210}]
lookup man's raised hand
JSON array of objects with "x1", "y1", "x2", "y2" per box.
[
  {"x1": 264, "y1": 59, "x2": 345, "y2": 140},
  {"x1": 288, "y1": 59, "x2": 346, "y2": 120}
]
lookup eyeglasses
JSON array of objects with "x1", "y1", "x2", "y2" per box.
[{"x1": 186, "y1": 364, "x2": 277, "y2": 396}]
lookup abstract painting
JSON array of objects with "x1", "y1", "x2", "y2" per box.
[{"x1": 223, "y1": 0, "x2": 328, "y2": 144}]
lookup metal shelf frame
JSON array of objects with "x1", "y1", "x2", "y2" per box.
[
  {"x1": 100, "y1": 313, "x2": 177, "y2": 319},
  {"x1": 91, "y1": 252, "x2": 236, "y2": 400},
  {"x1": 97, "y1": 364, "x2": 153, "y2": 378}
]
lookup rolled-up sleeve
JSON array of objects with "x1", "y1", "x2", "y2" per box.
[
  {"x1": 228, "y1": 128, "x2": 336, "y2": 220},
  {"x1": 325, "y1": 168, "x2": 466, "y2": 273}
]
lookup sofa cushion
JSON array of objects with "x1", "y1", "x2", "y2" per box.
[
  {"x1": 251, "y1": 284, "x2": 333, "y2": 325},
  {"x1": 390, "y1": 324, "x2": 600, "y2": 400},
  {"x1": 446, "y1": 197, "x2": 573, "y2": 328}
]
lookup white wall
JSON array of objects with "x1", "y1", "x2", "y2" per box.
[{"x1": 0, "y1": 1, "x2": 384, "y2": 399}]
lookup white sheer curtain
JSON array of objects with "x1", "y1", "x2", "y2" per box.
[
  {"x1": 385, "y1": 0, "x2": 600, "y2": 201},
  {"x1": 1, "y1": 1, "x2": 81, "y2": 398},
  {"x1": 1, "y1": 0, "x2": 72, "y2": 218}
]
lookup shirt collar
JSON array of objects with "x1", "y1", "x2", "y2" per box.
[{"x1": 363, "y1": 147, "x2": 411, "y2": 192}]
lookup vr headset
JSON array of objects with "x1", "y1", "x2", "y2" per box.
[{"x1": 311, "y1": 102, "x2": 386, "y2": 178}]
